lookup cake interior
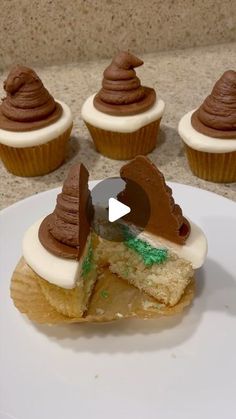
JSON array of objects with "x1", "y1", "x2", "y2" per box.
[
  {"x1": 96, "y1": 225, "x2": 193, "y2": 307},
  {"x1": 24, "y1": 224, "x2": 194, "y2": 318},
  {"x1": 38, "y1": 236, "x2": 97, "y2": 318}
]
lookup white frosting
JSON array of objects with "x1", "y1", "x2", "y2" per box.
[
  {"x1": 81, "y1": 93, "x2": 165, "y2": 133},
  {"x1": 178, "y1": 110, "x2": 236, "y2": 153},
  {"x1": 22, "y1": 218, "x2": 87, "y2": 289},
  {"x1": 0, "y1": 100, "x2": 73, "y2": 148},
  {"x1": 134, "y1": 219, "x2": 208, "y2": 269}
]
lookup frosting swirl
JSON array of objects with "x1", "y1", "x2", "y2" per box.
[
  {"x1": 0, "y1": 65, "x2": 62, "y2": 132},
  {"x1": 94, "y1": 51, "x2": 156, "y2": 116},
  {"x1": 191, "y1": 70, "x2": 236, "y2": 139},
  {"x1": 38, "y1": 164, "x2": 92, "y2": 260}
]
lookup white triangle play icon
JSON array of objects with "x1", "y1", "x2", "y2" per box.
[{"x1": 108, "y1": 198, "x2": 131, "y2": 222}]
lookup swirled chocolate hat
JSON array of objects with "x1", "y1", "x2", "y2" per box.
[
  {"x1": 0, "y1": 65, "x2": 62, "y2": 131},
  {"x1": 118, "y1": 156, "x2": 190, "y2": 245},
  {"x1": 191, "y1": 70, "x2": 236, "y2": 139},
  {"x1": 39, "y1": 163, "x2": 93, "y2": 260},
  {"x1": 94, "y1": 51, "x2": 156, "y2": 116}
]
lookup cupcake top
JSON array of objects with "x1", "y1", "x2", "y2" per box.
[
  {"x1": 118, "y1": 156, "x2": 191, "y2": 245},
  {"x1": 39, "y1": 163, "x2": 93, "y2": 260},
  {"x1": 191, "y1": 70, "x2": 236, "y2": 139},
  {"x1": 93, "y1": 51, "x2": 156, "y2": 116},
  {"x1": 0, "y1": 65, "x2": 62, "y2": 132}
]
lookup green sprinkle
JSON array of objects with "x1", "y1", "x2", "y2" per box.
[
  {"x1": 82, "y1": 242, "x2": 93, "y2": 277},
  {"x1": 122, "y1": 225, "x2": 168, "y2": 267},
  {"x1": 100, "y1": 290, "x2": 109, "y2": 299}
]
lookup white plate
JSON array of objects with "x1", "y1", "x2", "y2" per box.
[{"x1": 0, "y1": 182, "x2": 236, "y2": 419}]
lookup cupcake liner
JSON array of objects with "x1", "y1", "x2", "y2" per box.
[
  {"x1": 184, "y1": 144, "x2": 236, "y2": 183},
  {"x1": 10, "y1": 258, "x2": 195, "y2": 325},
  {"x1": 85, "y1": 119, "x2": 161, "y2": 160},
  {"x1": 0, "y1": 125, "x2": 72, "y2": 177}
]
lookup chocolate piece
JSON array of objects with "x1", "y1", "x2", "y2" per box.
[
  {"x1": 94, "y1": 51, "x2": 156, "y2": 116},
  {"x1": 191, "y1": 70, "x2": 236, "y2": 139},
  {"x1": 118, "y1": 156, "x2": 190, "y2": 245},
  {"x1": 39, "y1": 164, "x2": 92, "y2": 260},
  {"x1": 0, "y1": 65, "x2": 62, "y2": 132}
]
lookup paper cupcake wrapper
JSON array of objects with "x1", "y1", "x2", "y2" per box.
[
  {"x1": 184, "y1": 144, "x2": 236, "y2": 183},
  {"x1": 0, "y1": 125, "x2": 72, "y2": 177},
  {"x1": 10, "y1": 258, "x2": 195, "y2": 325},
  {"x1": 85, "y1": 119, "x2": 161, "y2": 160}
]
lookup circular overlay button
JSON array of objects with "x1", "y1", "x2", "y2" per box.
[{"x1": 90, "y1": 177, "x2": 150, "y2": 242}]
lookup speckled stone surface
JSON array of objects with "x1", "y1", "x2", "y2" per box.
[
  {"x1": 0, "y1": 0, "x2": 236, "y2": 69},
  {"x1": 0, "y1": 42, "x2": 236, "y2": 210}
]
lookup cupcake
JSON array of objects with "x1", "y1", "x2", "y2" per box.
[
  {"x1": 97, "y1": 156, "x2": 207, "y2": 307},
  {"x1": 0, "y1": 65, "x2": 73, "y2": 176},
  {"x1": 11, "y1": 157, "x2": 207, "y2": 324},
  {"x1": 81, "y1": 51, "x2": 165, "y2": 160},
  {"x1": 178, "y1": 70, "x2": 236, "y2": 182}
]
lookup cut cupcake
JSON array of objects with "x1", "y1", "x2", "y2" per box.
[
  {"x1": 178, "y1": 70, "x2": 236, "y2": 182},
  {"x1": 11, "y1": 157, "x2": 207, "y2": 324},
  {"x1": 97, "y1": 156, "x2": 207, "y2": 307},
  {"x1": 0, "y1": 65, "x2": 73, "y2": 176},
  {"x1": 81, "y1": 51, "x2": 165, "y2": 160}
]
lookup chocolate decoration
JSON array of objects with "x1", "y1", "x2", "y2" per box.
[
  {"x1": 118, "y1": 156, "x2": 191, "y2": 245},
  {"x1": 39, "y1": 163, "x2": 92, "y2": 260},
  {"x1": 94, "y1": 51, "x2": 156, "y2": 116},
  {"x1": 0, "y1": 65, "x2": 62, "y2": 132},
  {"x1": 191, "y1": 70, "x2": 236, "y2": 139}
]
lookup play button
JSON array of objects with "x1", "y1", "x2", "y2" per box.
[
  {"x1": 108, "y1": 198, "x2": 131, "y2": 222},
  {"x1": 90, "y1": 176, "x2": 150, "y2": 242}
]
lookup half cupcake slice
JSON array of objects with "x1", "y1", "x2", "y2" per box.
[
  {"x1": 22, "y1": 163, "x2": 96, "y2": 318},
  {"x1": 97, "y1": 156, "x2": 207, "y2": 307}
]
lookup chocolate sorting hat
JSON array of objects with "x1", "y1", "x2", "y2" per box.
[
  {"x1": 94, "y1": 51, "x2": 156, "y2": 116},
  {"x1": 191, "y1": 70, "x2": 236, "y2": 139},
  {"x1": 0, "y1": 65, "x2": 62, "y2": 131},
  {"x1": 118, "y1": 156, "x2": 190, "y2": 245},
  {"x1": 39, "y1": 163, "x2": 92, "y2": 260}
]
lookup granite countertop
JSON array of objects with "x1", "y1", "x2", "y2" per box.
[{"x1": 0, "y1": 42, "x2": 236, "y2": 210}]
